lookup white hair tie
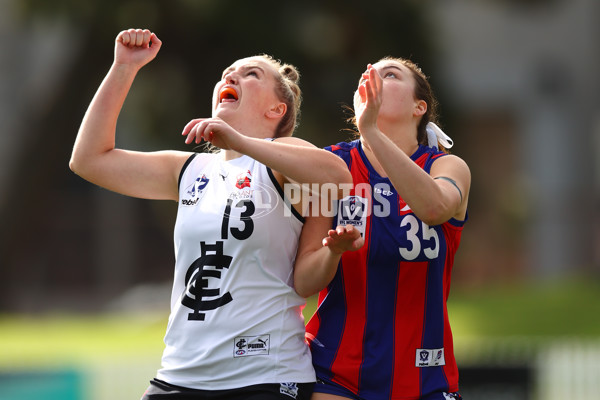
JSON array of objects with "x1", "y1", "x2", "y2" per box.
[{"x1": 426, "y1": 122, "x2": 453, "y2": 150}]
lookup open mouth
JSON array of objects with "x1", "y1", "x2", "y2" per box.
[{"x1": 219, "y1": 87, "x2": 239, "y2": 103}]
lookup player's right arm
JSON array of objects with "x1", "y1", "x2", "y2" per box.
[{"x1": 69, "y1": 29, "x2": 190, "y2": 201}]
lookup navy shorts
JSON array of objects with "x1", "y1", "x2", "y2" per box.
[
  {"x1": 141, "y1": 378, "x2": 314, "y2": 400},
  {"x1": 313, "y1": 376, "x2": 462, "y2": 400},
  {"x1": 313, "y1": 377, "x2": 359, "y2": 399}
]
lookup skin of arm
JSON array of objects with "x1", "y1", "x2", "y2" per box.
[
  {"x1": 69, "y1": 29, "x2": 191, "y2": 201},
  {"x1": 357, "y1": 66, "x2": 470, "y2": 225},
  {"x1": 294, "y1": 218, "x2": 363, "y2": 298},
  {"x1": 181, "y1": 118, "x2": 353, "y2": 189}
]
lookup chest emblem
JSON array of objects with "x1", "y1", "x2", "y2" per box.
[{"x1": 235, "y1": 170, "x2": 252, "y2": 189}]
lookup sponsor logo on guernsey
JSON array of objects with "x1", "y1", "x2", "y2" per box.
[
  {"x1": 181, "y1": 174, "x2": 210, "y2": 206},
  {"x1": 235, "y1": 170, "x2": 252, "y2": 189},
  {"x1": 280, "y1": 382, "x2": 299, "y2": 399},
  {"x1": 416, "y1": 347, "x2": 446, "y2": 367},
  {"x1": 233, "y1": 334, "x2": 270, "y2": 357},
  {"x1": 374, "y1": 185, "x2": 393, "y2": 196}
]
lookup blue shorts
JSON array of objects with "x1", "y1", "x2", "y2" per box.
[
  {"x1": 313, "y1": 375, "x2": 463, "y2": 400},
  {"x1": 313, "y1": 376, "x2": 359, "y2": 399}
]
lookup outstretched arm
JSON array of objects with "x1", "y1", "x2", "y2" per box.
[
  {"x1": 294, "y1": 217, "x2": 363, "y2": 298},
  {"x1": 357, "y1": 66, "x2": 470, "y2": 225},
  {"x1": 69, "y1": 29, "x2": 190, "y2": 201}
]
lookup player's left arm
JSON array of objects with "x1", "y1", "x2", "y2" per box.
[
  {"x1": 358, "y1": 64, "x2": 470, "y2": 225},
  {"x1": 428, "y1": 154, "x2": 470, "y2": 223},
  {"x1": 367, "y1": 131, "x2": 470, "y2": 225}
]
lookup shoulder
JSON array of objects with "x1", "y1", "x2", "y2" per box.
[
  {"x1": 178, "y1": 152, "x2": 218, "y2": 181},
  {"x1": 272, "y1": 136, "x2": 316, "y2": 148},
  {"x1": 180, "y1": 151, "x2": 218, "y2": 170},
  {"x1": 430, "y1": 153, "x2": 470, "y2": 176},
  {"x1": 325, "y1": 140, "x2": 359, "y2": 154},
  {"x1": 414, "y1": 146, "x2": 466, "y2": 169}
]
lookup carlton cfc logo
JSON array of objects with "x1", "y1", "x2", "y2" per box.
[{"x1": 236, "y1": 170, "x2": 252, "y2": 189}]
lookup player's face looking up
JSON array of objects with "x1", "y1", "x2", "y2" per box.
[
  {"x1": 212, "y1": 57, "x2": 286, "y2": 133},
  {"x1": 353, "y1": 60, "x2": 424, "y2": 126}
]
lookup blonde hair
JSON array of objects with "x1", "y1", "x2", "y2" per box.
[{"x1": 258, "y1": 55, "x2": 302, "y2": 138}]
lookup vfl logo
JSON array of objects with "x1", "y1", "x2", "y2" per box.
[
  {"x1": 337, "y1": 196, "x2": 368, "y2": 239},
  {"x1": 416, "y1": 348, "x2": 446, "y2": 367},
  {"x1": 337, "y1": 195, "x2": 368, "y2": 237},
  {"x1": 181, "y1": 241, "x2": 233, "y2": 321},
  {"x1": 339, "y1": 196, "x2": 368, "y2": 224},
  {"x1": 236, "y1": 170, "x2": 252, "y2": 189}
]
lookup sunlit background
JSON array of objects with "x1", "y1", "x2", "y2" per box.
[{"x1": 1, "y1": 0, "x2": 599, "y2": 399}]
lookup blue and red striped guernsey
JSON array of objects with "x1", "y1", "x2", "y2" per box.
[{"x1": 306, "y1": 140, "x2": 467, "y2": 400}]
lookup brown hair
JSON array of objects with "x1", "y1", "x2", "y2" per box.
[{"x1": 258, "y1": 55, "x2": 302, "y2": 138}]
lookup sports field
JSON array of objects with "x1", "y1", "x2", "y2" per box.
[
  {"x1": 2, "y1": 277, "x2": 599, "y2": 366},
  {"x1": 1, "y1": 278, "x2": 599, "y2": 400}
]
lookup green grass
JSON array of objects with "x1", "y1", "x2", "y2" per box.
[
  {"x1": 1, "y1": 278, "x2": 598, "y2": 368},
  {"x1": 448, "y1": 277, "x2": 600, "y2": 338},
  {"x1": 0, "y1": 313, "x2": 166, "y2": 368}
]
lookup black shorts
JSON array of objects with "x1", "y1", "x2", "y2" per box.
[{"x1": 141, "y1": 378, "x2": 315, "y2": 400}]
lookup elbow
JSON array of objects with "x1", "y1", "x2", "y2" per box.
[
  {"x1": 417, "y1": 204, "x2": 452, "y2": 226},
  {"x1": 293, "y1": 267, "x2": 323, "y2": 299},
  {"x1": 333, "y1": 169, "x2": 353, "y2": 190},
  {"x1": 68, "y1": 154, "x2": 79, "y2": 174},
  {"x1": 69, "y1": 151, "x2": 93, "y2": 179},
  {"x1": 295, "y1": 283, "x2": 319, "y2": 299},
  {"x1": 340, "y1": 168, "x2": 352, "y2": 185},
  {"x1": 295, "y1": 287, "x2": 313, "y2": 299},
  {"x1": 293, "y1": 273, "x2": 313, "y2": 298},
  {"x1": 69, "y1": 151, "x2": 84, "y2": 175}
]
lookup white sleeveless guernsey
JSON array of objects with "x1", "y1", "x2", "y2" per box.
[{"x1": 156, "y1": 151, "x2": 315, "y2": 390}]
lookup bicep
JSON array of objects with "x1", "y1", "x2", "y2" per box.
[
  {"x1": 74, "y1": 149, "x2": 193, "y2": 201},
  {"x1": 430, "y1": 155, "x2": 471, "y2": 218}
]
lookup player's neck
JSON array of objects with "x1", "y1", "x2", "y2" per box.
[{"x1": 222, "y1": 149, "x2": 244, "y2": 161}]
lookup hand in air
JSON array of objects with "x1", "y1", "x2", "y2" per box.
[
  {"x1": 114, "y1": 29, "x2": 162, "y2": 69},
  {"x1": 322, "y1": 225, "x2": 364, "y2": 255},
  {"x1": 181, "y1": 118, "x2": 245, "y2": 150},
  {"x1": 356, "y1": 64, "x2": 383, "y2": 134}
]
